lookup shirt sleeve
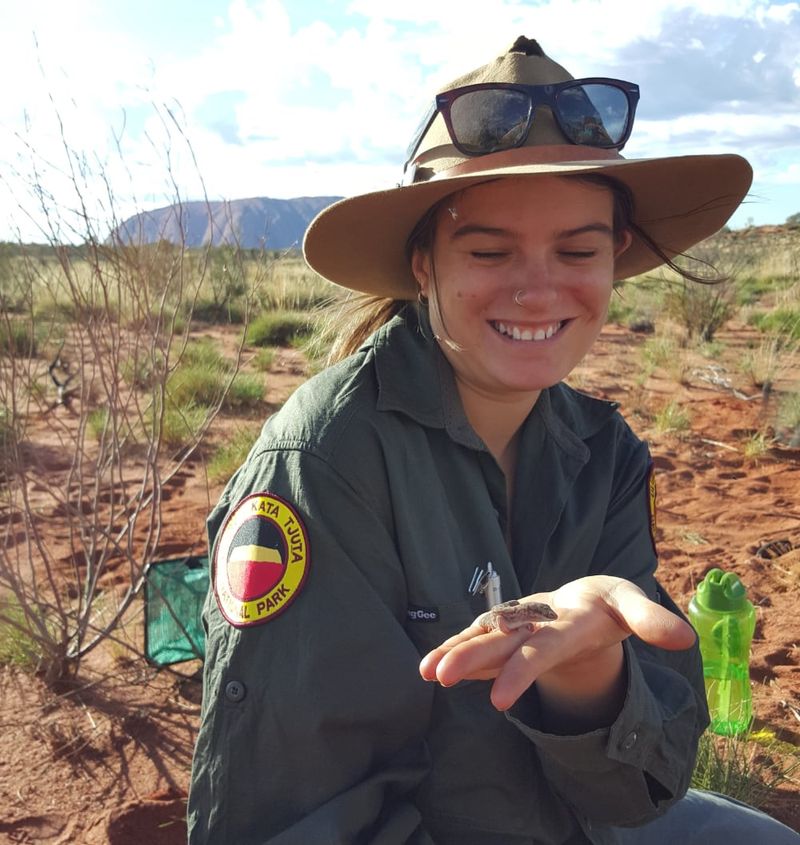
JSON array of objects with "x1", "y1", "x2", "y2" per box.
[
  {"x1": 506, "y1": 426, "x2": 708, "y2": 831},
  {"x1": 187, "y1": 447, "x2": 438, "y2": 845}
]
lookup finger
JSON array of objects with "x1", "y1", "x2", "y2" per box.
[
  {"x1": 431, "y1": 628, "x2": 530, "y2": 687},
  {"x1": 607, "y1": 584, "x2": 696, "y2": 650},
  {"x1": 489, "y1": 639, "x2": 548, "y2": 711},
  {"x1": 418, "y1": 625, "x2": 491, "y2": 681},
  {"x1": 488, "y1": 623, "x2": 583, "y2": 710}
]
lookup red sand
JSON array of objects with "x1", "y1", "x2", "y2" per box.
[{"x1": 1, "y1": 328, "x2": 797, "y2": 842}]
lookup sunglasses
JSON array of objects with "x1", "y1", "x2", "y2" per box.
[{"x1": 402, "y1": 77, "x2": 640, "y2": 184}]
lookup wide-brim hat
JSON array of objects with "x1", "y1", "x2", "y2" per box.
[{"x1": 303, "y1": 37, "x2": 752, "y2": 299}]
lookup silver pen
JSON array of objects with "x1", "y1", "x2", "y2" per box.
[{"x1": 483, "y1": 561, "x2": 503, "y2": 609}]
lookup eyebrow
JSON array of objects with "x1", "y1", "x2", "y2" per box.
[
  {"x1": 558, "y1": 224, "x2": 615, "y2": 239},
  {"x1": 450, "y1": 223, "x2": 615, "y2": 240},
  {"x1": 450, "y1": 225, "x2": 511, "y2": 240}
]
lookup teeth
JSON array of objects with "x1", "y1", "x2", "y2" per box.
[{"x1": 493, "y1": 321, "x2": 562, "y2": 342}]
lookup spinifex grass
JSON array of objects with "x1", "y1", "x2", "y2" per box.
[
  {"x1": 245, "y1": 310, "x2": 313, "y2": 347},
  {"x1": 691, "y1": 729, "x2": 800, "y2": 812},
  {"x1": 0, "y1": 595, "x2": 45, "y2": 671},
  {"x1": 208, "y1": 426, "x2": 261, "y2": 484},
  {"x1": 653, "y1": 400, "x2": 691, "y2": 435}
]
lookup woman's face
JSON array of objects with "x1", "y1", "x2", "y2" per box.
[{"x1": 412, "y1": 175, "x2": 631, "y2": 401}]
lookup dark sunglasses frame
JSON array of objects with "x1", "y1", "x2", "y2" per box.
[{"x1": 402, "y1": 77, "x2": 640, "y2": 183}]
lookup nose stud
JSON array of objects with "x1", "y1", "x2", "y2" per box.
[{"x1": 514, "y1": 289, "x2": 525, "y2": 306}]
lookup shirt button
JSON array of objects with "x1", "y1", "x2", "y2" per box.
[
  {"x1": 621, "y1": 730, "x2": 638, "y2": 750},
  {"x1": 224, "y1": 680, "x2": 246, "y2": 703}
]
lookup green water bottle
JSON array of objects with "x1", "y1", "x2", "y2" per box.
[{"x1": 688, "y1": 568, "x2": 756, "y2": 736}]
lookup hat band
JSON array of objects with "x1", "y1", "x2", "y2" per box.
[{"x1": 432, "y1": 144, "x2": 624, "y2": 181}]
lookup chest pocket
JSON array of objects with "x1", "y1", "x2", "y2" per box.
[{"x1": 404, "y1": 598, "x2": 483, "y2": 657}]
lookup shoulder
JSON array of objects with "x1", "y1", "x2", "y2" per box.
[
  {"x1": 261, "y1": 349, "x2": 380, "y2": 456},
  {"x1": 546, "y1": 382, "x2": 638, "y2": 445},
  {"x1": 545, "y1": 382, "x2": 650, "y2": 478}
]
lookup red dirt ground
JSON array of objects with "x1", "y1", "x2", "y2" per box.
[{"x1": 0, "y1": 326, "x2": 798, "y2": 843}]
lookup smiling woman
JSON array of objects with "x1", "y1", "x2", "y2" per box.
[{"x1": 188, "y1": 36, "x2": 799, "y2": 845}]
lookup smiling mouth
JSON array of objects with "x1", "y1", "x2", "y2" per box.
[{"x1": 491, "y1": 320, "x2": 565, "y2": 342}]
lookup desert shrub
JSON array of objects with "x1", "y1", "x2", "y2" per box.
[
  {"x1": 208, "y1": 426, "x2": 261, "y2": 483},
  {"x1": 0, "y1": 103, "x2": 261, "y2": 685},
  {"x1": 223, "y1": 373, "x2": 264, "y2": 410},
  {"x1": 246, "y1": 310, "x2": 313, "y2": 347},
  {"x1": 663, "y1": 278, "x2": 736, "y2": 342}
]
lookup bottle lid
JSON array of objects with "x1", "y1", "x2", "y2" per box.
[{"x1": 696, "y1": 568, "x2": 749, "y2": 612}]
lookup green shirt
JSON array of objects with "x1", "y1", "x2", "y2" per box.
[{"x1": 188, "y1": 307, "x2": 708, "y2": 844}]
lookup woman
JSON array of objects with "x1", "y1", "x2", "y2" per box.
[{"x1": 188, "y1": 37, "x2": 798, "y2": 844}]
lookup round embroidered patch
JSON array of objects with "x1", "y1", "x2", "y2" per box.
[{"x1": 213, "y1": 492, "x2": 310, "y2": 627}]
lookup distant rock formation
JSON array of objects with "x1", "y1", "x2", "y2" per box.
[{"x1": 110, "y1": 196, "x2": 342, "y2": 250}]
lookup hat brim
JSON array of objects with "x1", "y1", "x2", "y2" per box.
[{"x1": 303, "y1": 149, "x2": 752, "y2": 299}]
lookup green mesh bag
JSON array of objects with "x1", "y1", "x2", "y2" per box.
[{"x1": 144, "y1": 555, "x2": 209, "y2": 666}]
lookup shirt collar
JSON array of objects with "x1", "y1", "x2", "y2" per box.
[{"x1": 371, "y1": 305, "x2": 619, "y2": 449}]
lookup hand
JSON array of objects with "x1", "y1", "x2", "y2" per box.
[{"x1": 419, "y1": 576, "x2": 695, "y2": 717}]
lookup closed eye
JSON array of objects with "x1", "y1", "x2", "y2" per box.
[
  {"x1": 471, "y1": 251, "x2": 508, "y2": 259},
  {"x1": 560, "y1": 250, "x2": 597, "y2": 259}
]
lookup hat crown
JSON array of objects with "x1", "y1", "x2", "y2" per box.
[
  {"x1": 414, "y1": 38, "x2": 580, "y2": 179},
  {"x1": 444, "y1": 39, "x2": 574, "y2": 90}
]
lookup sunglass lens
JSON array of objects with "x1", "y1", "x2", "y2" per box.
[
  {"x1": 555, "y1": 84, "x2": 630, "y2": 147},
  {"x1": 450, "y1": 89, "x2": 531, "y2": 154}
]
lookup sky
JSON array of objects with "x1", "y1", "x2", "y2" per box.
[{"x1": 1, "y1": 0, "x2": 799, "y2": 243}]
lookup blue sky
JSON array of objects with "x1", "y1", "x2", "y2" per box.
[{"x1": 1, "y1": 0, "x2": 799, "y2": 242}]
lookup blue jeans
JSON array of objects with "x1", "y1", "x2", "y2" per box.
[{"x1": 613, "y1": 789, "x2": 799, "y2": 843}]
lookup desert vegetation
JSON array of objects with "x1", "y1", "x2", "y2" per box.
[{"x1": 0, "y1": 218, "x2": 799, "y2": 839}]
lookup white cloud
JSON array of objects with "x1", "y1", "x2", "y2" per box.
[{"x1": 1, "y1": 0, "x2": 799, "y2": 239}]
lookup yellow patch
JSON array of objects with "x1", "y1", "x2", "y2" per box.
[
  {"x1": 648, "y1": 466, "x2": 658, "y2": 551},
  {"x1": 213, "y1": 492, "x2": 309, "y2": 627}
]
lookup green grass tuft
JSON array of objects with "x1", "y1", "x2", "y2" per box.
[
  {"x1": 0, "y1": 321, "x2": 37, "y2": 358},
  {"x1": 0, "y1": 598, "x2": 44, "y2": 671},
  {"x1": 748, "y1": 307, "x2": 800, "y2": 340},
  {"x1": 653, "y1": 400, "x2": 691, "y2": 435},
  {"x1": 691, "y1": 729, "x2": 800, "y2": 812},
  {"x1": 245, "y1": 310, "x2": 313, "y2": 347},
  {"x1": 207, "y1": 426, "x2": 261, "y2": 483},
  {"x1": 223, "y1": 373, "x2": 264, "y2": 410}
]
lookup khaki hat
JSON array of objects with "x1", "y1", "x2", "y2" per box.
[{"x1": 303, "y1": 37, "x2": 752, "y2": 299}]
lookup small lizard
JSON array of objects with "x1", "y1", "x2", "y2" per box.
[{"x1": 476, "y1": 599, "x2": 558, "y2": 634}]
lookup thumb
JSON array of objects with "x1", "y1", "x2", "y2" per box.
[{"x1": 610, "y1": 584, "x2": 696, "y2": 651}]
